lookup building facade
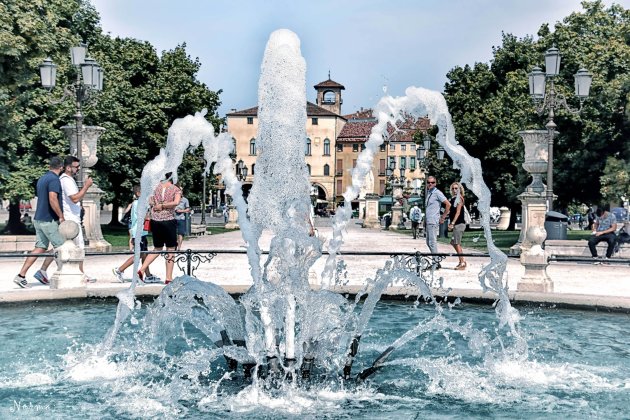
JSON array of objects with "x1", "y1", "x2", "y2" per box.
[{"x1": 225, "y1": 77, "x2": 430, "y2": 212}]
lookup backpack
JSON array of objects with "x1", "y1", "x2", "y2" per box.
[
  {"x1": 614, "y1": 227, "x2": 630, "y2": 255},
  {"x1": 410, "y1": 206, "x2": 421, "y2": 222}
]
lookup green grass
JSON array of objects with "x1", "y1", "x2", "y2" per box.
[{"x1": 100, "y1": 224, "x2": 235, "y2": 250}]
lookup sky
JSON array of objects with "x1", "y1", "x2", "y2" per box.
[{"x1": 90, "y1": 0, "x2": 622, "y2": 117}]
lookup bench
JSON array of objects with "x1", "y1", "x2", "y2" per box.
[
  {"x1": 190, "y1": 224, "x2": 207, "y2": 236},
  {"x1": 545, "y1": 239, "x2": 630, "y2": 258}
]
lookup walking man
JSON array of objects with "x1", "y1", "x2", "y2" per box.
[
  {"x1": 424, "y1": 176, "x2": 450, "y2": 263},
  {"x1": 409, "y1": 202, "x2": 423, "y2": 239},
  {"x1": 13, "y1": 157, "x2": 65, "y2": 287},
  {"x1": 588, "y1": 204, "x2": 617, "y2": 261},
  {"x1": 60, "y1": 156, "x2": 94, "y2": 281}
]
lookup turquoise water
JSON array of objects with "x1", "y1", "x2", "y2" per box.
[{"x1": 1, "y1": 299, "x2": 629, "y2": 418}]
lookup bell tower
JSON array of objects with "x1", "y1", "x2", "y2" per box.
[{"x1": 314, "y1": 72, "x2": 345, "y2": 115}]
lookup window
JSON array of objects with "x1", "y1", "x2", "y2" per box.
[
  {"x1": 336, "y1": 159, "x2": 343, "y2": 175},
  {"x1": 410, "y1": 157, "x2": 416, "y2": 170},
  {"x1": 312, "y1": 117, "x2": 318, "y2": 125},
  {"x1": 352, "y1": 143, "x2": 359, "y2": 152},
  {"x1": 400, "y1": 157, "x2": 407, "y2": 169},
  {"x1": 389, "y1": 144, "x2": 395, "y2": 151},
  {"x1": 360, "y1": 144, "x2": 366, "y2": 151},
  {"x1": 323, "y1": 91, "x2": 336, "y2": 104},
  {"x1": 352, "y1": 159, "x2": 357, "y2": 168},
  {"x1": 411, "y1": 144, "x2": 416, "y2": 151},
  {"x1": 401, "y1": 144, "x2": 406, "y2": 151},
  {"x1": 379, "y1": 159, "x2": 386, "y2": 175},
  {"x1": 251, "y1": 163, "x2": 255, "y2": 175},
  {"x1": 249, "y1": 138, "x2": 256, "y2": 155},
  {"x1": 388, "y1": 156, "x2": 395, "y2": 168},
  {"x1": 380, "y1": 144, "x2": 386, "y2": 152},
  {"x1": 336, "y1": 179, "x2": 342, "y2": 195},
  {"x1": 247, "y1": 117, "x2": 253, "y2": 124},
  {"x1": 337, "y1": 143, "x2": 343, "y2": 152},
  {"x1": 324, "y1": 164, "x2": 330, "y2": 176},
  {"x1": 379, "y1": 180, "x2": 386, "y2": 196},
  {"x1": 305, "y1": 138, "x2": 311, "y2": 155},
  {"x1": 307, "y1": 164, "x2": 311, "y2": 175},
  {"x1": 323, "y1": 138, "x2": 330, "y2": 155}
]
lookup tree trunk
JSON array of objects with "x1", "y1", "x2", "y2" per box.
[
  {"x1": 1, "y1": 201, "x2": 30, "y2": 234},
  {"x1": 507, "y1": 203, "x2": 519, "y2": 231},
  {"x1": 108, "y1": 196, "x2": 123, "y2": 226}
]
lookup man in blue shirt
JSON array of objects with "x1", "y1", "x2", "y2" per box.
[
  {"x1": 588, "y1": 204, "x2": 618, "y2": 261},
  {"x1": 13, "y1": 157, "x2": 65, "y2": 288},
  {"x1": 424, "y1": 176, "x2": 451, "y2": 260}
]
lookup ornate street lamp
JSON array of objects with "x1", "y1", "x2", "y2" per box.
[
  {"x1": 39, "y1": 42, "x2": 105, "y2": 247},
  {"x1": 415, "y1": 135, "x2": 445, "y2": 235},
  {"x1": 528, "y1": 46, "x2": 592, "y2": 211}
]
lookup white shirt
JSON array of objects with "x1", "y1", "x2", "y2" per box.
[{"x1": 60, "y1": 173, "x2": 81, "y2": 220}]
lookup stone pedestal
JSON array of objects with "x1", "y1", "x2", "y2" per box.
[
  {"x1": 225, "y1": 204, "x2": 239, "y2": 229},
  {"x1": 514, "y1": 130, "x2": 552, "y2": 292},
  {"x1": 390, "y1": 204, "x2": 405, "y2": 230},
  {"x1": 50, "y1": 221, "x2": 86, "y2": 289},
  {"x1": 363, "y1": 194, "x2": 380, "y2": 228}
]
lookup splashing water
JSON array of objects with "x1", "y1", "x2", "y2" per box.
[{"x1": 97, "y1": 28, "x2": 529, "y2": 402}]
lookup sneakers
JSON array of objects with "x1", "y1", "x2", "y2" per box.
[
  {"x1": 145, "y1": 274, "x2": 162, "y2": 284},
  {"x1": 112, "y1": 268, "x2": 125, "y2": 283},
  {"x1": 34, "y1": 269, "x2": 49, "y2": 285},
  {"x1": 13, "y1": 275, "x2": 28, "y2": 288}
]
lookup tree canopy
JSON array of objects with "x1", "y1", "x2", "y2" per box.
[
  {"x1": 0, "y1": 0, "x2": 222, "y2": 232},
  {"x1": 444, "y1": 1, "x2": 629, "y2": 212}
]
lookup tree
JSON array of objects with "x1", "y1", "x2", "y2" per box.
[
  {"x1": 444, "y1": 1, "x2": 629, "y2": 227},
  {"x1": 600, "y1": 157, "x2": 630, "y2": 205}
]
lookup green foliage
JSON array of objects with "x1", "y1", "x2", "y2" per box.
[
  {"x1": 600, "y1": 157, "x2": 630, "y2": 204},
  {"x1": 444, "y1": 1, "x2": 630, "y2": 210},
  {"x1": 0, "y1": 0, "x2": 224, "y2": 222}
]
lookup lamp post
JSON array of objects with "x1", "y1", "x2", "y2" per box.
[
  {"x1": 39, "y1": 43, "x2": 108, "y2": 249},
  {"x1": 416, "y1": 134, "x2": 445, "y2": 226},
  {"x1": 201, "y1": 170, "x2": 207, "y2": 225},
  {"x1": 39, "y1": 43, "x2": 104, "y2": 190},
  {"x1": 236, "y1": 159, "x2": 248, "y2": 182},
  {"x1": 528, "y1": 46, "x2": 592, "y2": 211}
]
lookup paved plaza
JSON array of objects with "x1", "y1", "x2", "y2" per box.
[{"x1": 0, "y1": 218, "x2": 629, "y2": 309}]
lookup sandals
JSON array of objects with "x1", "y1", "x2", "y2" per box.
[{"x1": 454, "y1": 262, "x2": 467, "y2": 270}]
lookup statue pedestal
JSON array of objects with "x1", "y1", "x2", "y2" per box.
[
  {"x1": 363, "y1": 194, "x2": 380, "y2": 228},
  {"x1": 225, "y1": 205, "x2": 239, "y2": 229},
  {"x1": 390, "y1": 204, "x2": 405, "y2": 230},
  {"x1": 516, "y1": 192, "x2": 552, "y2": 292},
  {"x1": 50, "y1": 221, "x2": 86, "y2": 289},
  {"x1": 83, "y1": 183, "x2": 111, "y2": 252}
]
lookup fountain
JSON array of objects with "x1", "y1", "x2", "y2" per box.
[{"x1": 2, "y1": 29, "x2": 629, "y2": 418}]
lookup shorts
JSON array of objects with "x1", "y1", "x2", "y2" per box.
[
  {"x1": 176, "y1": 219, "x2": 187, "y2": 235},
  {"x1": 34, "y1": 220, "x2": 64, "y2": 249},
  {"x1": 450, "y1": 223, "x2": 466, "y2": 245},
  {"x1": 131, "y1": 235, "x2": 148, "y2": 252},
  {"x1": 150, "y1": 219, "x2": 177, "y2": 248}
]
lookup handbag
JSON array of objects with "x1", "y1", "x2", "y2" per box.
[
  {"x1": 143, "y1": 219, "x2": 151, "y2": 232},
  {"x1": 120, "y1": 210, "x2": 131, "y2": 227},
  {"x1": 464, "y1": 205, "x2": 472, "y2": 225}
]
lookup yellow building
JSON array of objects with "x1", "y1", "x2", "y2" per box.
[{"x1": 225, "y1": 77, "x2": 430, "y2": 212}]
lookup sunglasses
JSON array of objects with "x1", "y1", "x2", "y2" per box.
[{"x1": 427, "y1": 181, "x2": 436, "y2": 185}]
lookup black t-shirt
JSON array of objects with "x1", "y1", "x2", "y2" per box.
[{"x1": 449, "y1": 197, "x2": 466, "y2": 225}]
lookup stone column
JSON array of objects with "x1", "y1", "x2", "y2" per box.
[
  {"x1": 510, "y1": 130, "x2": 548, "y2": 256},
  {"x1": 61, "y1": 125, "x2": 111, "y2": 251},
  {"x1": 225, "y1": 204, "x2": 239, "y2": 229},
  {"x1": 363, "y1": 193, "x2": 380, "y2": 228},
  {"x1": 514, "y1": 130, "x2": 552, "y2": 292},
  {"x1": 50, "y1": 221, "x2": 86, "y2": 289}
]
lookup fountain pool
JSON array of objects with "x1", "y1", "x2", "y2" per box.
[{"x1": 1, "y1": 298, "x2": 629, "y2": 418}]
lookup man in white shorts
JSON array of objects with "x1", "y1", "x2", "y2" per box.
[{"x1": 60, "y1": 156, "x2": 95, "y2": 282}]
